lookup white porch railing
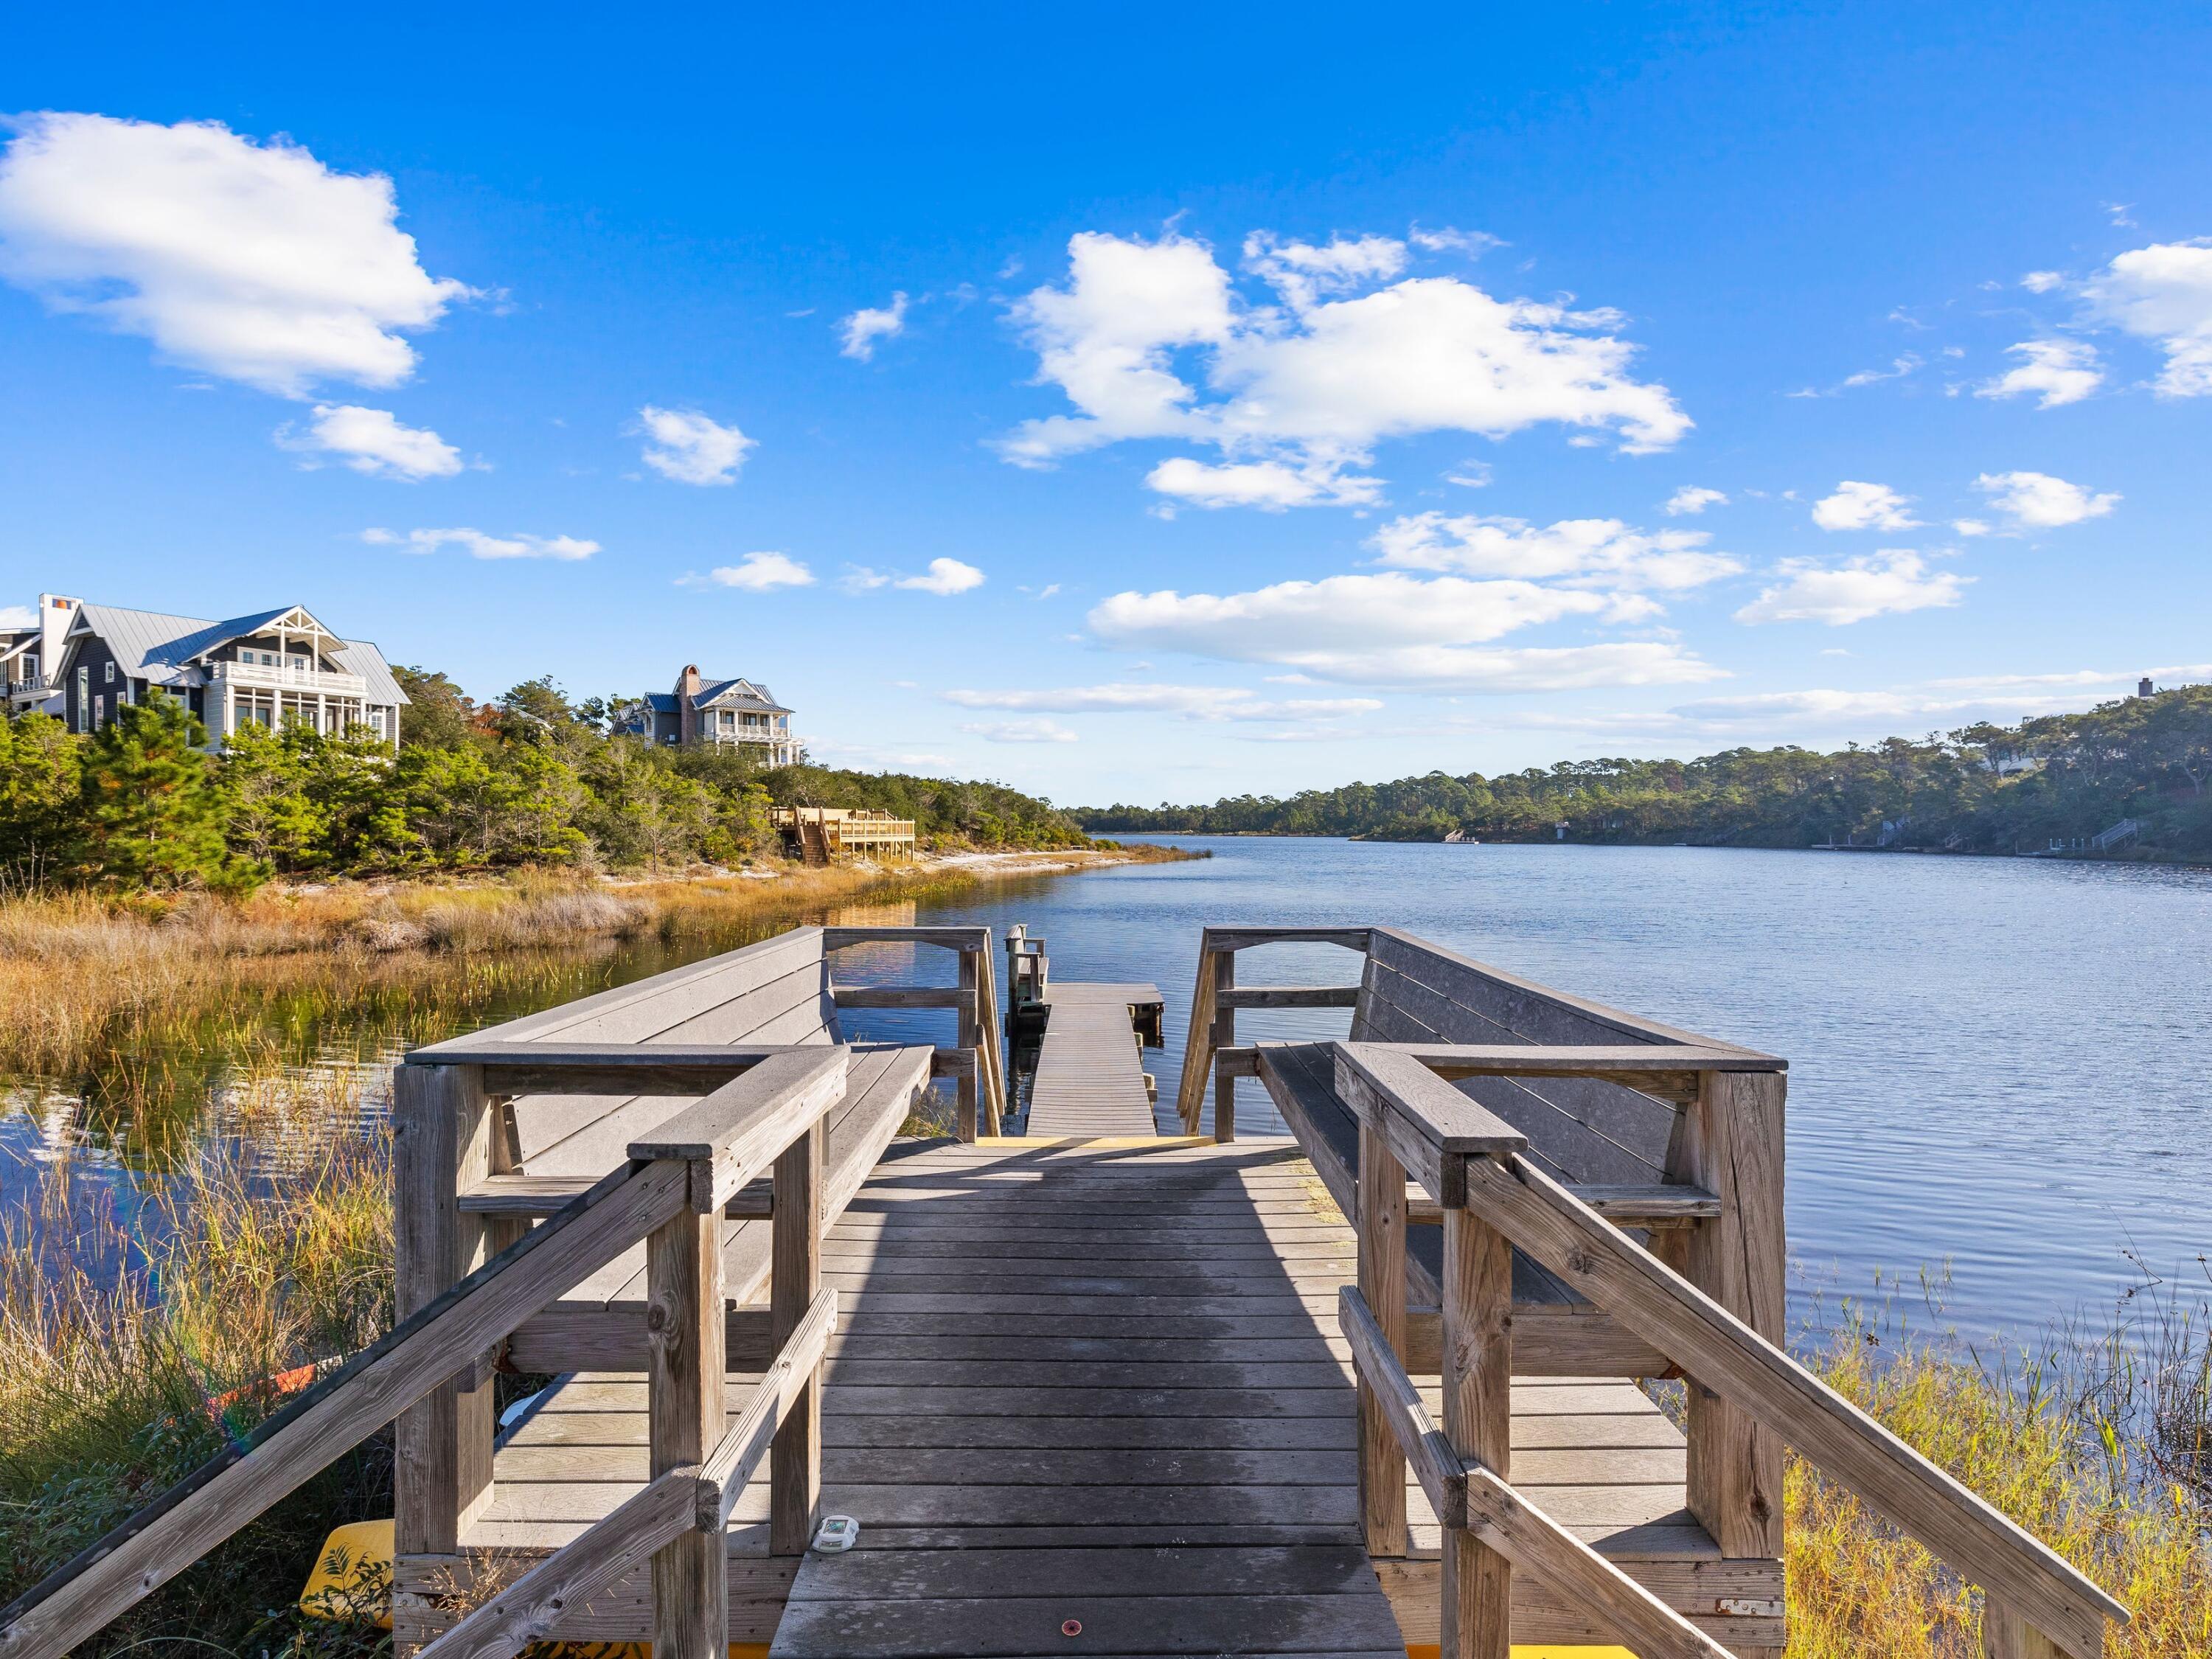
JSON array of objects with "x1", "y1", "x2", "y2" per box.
[{"x1": 209, "y1": 660, "x2": 369, "y2": 696}]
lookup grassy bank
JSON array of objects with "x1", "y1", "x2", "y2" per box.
[
  {"x1": 0, "y1": 848, "x2": 1180, "y2": 1078},
  {"x1": 1, "y1": 1132, "x2": 395, "y2": 1659},
  {"x1": 1778, "y1": 1302, "x2": 2211, "y2": 1656}
]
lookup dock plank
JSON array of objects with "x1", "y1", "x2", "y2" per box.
[
  {"x1": 474, "y1": 1134, "x2": 1748, "y2": 1656},
  {"x1": 1023, "y1": 983, "x2": 1161, "y2": 1137}
]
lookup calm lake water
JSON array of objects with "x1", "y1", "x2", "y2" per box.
[{"x1": 7, "y1": 838, "x2": 2207, "y2": 1346}]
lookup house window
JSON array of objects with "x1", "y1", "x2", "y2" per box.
[
  {"x1": 94, "y1": 695, "x2": 105, "y2": 728},
  {"x1": 105, "y1": 661, "x2": 115, "y2": 684},
  {"x1": 76, "y1": 667, "x2": 89, "y2": 733}
]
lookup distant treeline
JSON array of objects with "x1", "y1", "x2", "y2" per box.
[
  {"x1": 0, "y1": 669, "x2": 1090, "y2": 894},
  {"x1": 1080, "y1": 685, "x2": 2212, "y2": 856}
]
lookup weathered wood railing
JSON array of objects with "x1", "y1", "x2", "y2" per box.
[
  {"x1": 1335, "y1": 1039, "x2": 2128, "y2": 1659},
  {"x1": 824, "y1": 924, "x2": 1004, "y2": 1137},
  {"x1": 0, "y1": 1046, "x2": 855, "y2": 1659},
  {"x1": 1175, "y1": 924, "x2": 1368, "y2": 1141}
]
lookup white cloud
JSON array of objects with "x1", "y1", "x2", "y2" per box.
[
  {"x1": 942, "y1": 684, "x2": 1382, "y2": 721},
  {"x1": 839, "y1": 291, "x2": 908, "y2": 361},
  {"x1": 1408, "y1": 226, "x2": 1504, "y2": 257},
  {"x1": 636, "y1": 406, "x2": 754, "y2": 485},
  {"x1": 276, "y1": 403, "x2": 461, "y2": 480},
  {"x1": 961, "y1": 718, "x2": 1079, "y2": 743},
  {"x1": 894, "y1": 557, "x2": 985, "y2": 596},
  {"x1": 0, "y1": 605, "x2": 35, "y2": 629},
  {"x1": 1733, "y1": 551, "x2": 1967, "y2": 626},
  {"x1": 1812, "y1": 480, "x2": 1920, "y2": 532},
  {"x1": 2020, "y1": 271, "x2": 2065, "y2": 294},
  {"x1": 0, "y1": 113, "x2": 468, "y2": 397},
  {"x1": 1087, "y1": 571, "x2": 1718, "y2": 690},
  {"x1": 1972, "y1": 470, "x2": 2119, "y2": 528},
  {"x1": 1952, "y1": 518, "x2": 1992, "y2": 537},
  {"x1": 996, "y1": 228, "x2": 1688, "y2": 508},
  {"x1": 683, "y1": 552, "x2": 815, "y2": 591},
  {"x1": 1663, "y1": 486, "x2": 1728, "y2": 516},
  {"x1": 363, "y1": 526, "x2": 597, "y2": 561},
  {"x1": 1368, "y1": 512, "x2": 1742, "y2": 591},
  {"x1": 2081, "y1": 239, "x2": 2212, "y2": 395},
  {"x1": 1975, "y1": 339, "x2": 2103, "y2": 408},
  {"x1": 1842, "y1": 354, "x2": 1921, "y2": 388},
  {"x1": 1146, "y1": 455, "x2": 1382, "y2": 510}
]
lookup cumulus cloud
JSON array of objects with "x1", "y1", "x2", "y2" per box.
[
  {"x1": 894, "y1": 557, "x2": 985, "y2": 596},
  {"x1": 1663, "y1": 486, "x2": 1728, "y2": 516},
  {"x1": 1975, "y1": 339, "x2": 2103, "y2": 408},
  {"x1": 636, "y1": 406, "x2": 754, "y2": 485},
  {"x1": 1972, "y1": 470, "x2": 2119, "y2": 529},
  {"x1": 2081, "y1": 239, "x2": 2212, "y2": 395},
  {"x1": 961, "y1": 718, "x2": 1079, "y2": 743},
  {"x1": 2020, "y1": 271, "x2": 2066, "y2": 293},
  {"x1": 0, "y1": 113, "x2": 468, "y2": 397},
  {"x1": 274, "y1": 404, "x2": 462, "y2": 480},
  {"x1": 0, "y1": 605, "x2": 35, "y2": 629},
  {"x1": 363, "y1": 526, "x2": 597, "y2": 561},
  {"x1": 681, "y1": 552, "x2": 815, "y2": 591},
  {"x1": 941, "y1": 684, "x2": 1382, "y2": 721},
  {"x1": 1146, "y1": 455, "x2": 1382, "y2": 511},
  {"x1": 1086, "y1": 571, "x2": 1717, "y2": 690},
  {"x1": 1733, "y1": 551, "x2": 1967, "y2": 625},
  {"x1": 995, "y1": 228, "x2": 1688, "y2": 509},
  {"x1": 1811, "y1": 480, "x2": 1920, "y2": 532},
  {"x1": 839, "y1": 291, "x2": 908, "y2": 361},
  {"x1": 1370, "y1": 512, "x2": 1742, "y2": 591}
]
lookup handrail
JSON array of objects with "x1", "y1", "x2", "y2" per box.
[
  {"x1": 0, "y1": 1157, "x2": 692, "y2": 1659},
  {"x1": 1339, "y1": 1286, "x2": 1729, "y2": 1659},
  {"x1": 0, "y1": 1046, "x2": 858, "y2": 1659},
  {"x1": 1336, "y1": 1037, "x2": 2129, "y2": 1659},
  {"x1": 414, "y1": 1287, "x2": 839, "y2": 1659},
  {"x1": 821, "y1": 924, "x2": 1004, "y2": 1134}
]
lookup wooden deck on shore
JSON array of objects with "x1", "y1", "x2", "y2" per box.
[{"x1": 469, "y1": 1133, "x2": 1743, "y2": 1655}]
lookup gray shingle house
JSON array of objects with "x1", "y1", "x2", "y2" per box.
[
  {"x1": 616, "y1": 664, "x2": 799, "y2": 765},
  {"x1": 4, "y1": 592, "x2": 408, "y2": 750}
]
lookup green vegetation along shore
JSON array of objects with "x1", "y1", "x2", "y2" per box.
[
  {"x1": 0, "y1": 667, "x2": 1093, "y2": 897},
  {"x1": 1082, "y1": 684, "x2": 2212, "y2": 858}
]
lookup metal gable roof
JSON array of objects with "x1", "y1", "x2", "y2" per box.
[
  {"x1": 58, "y1": 602, "x2": 409, "y2": 705},
  {"x1": 692, "y1": 676, "x2": 789, "y2": 713}
]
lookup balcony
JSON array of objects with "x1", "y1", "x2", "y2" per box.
[
  {"x1": 6, "y1": 673, "x2": 51, "y2": 700},
  {"x1": 209, "y1": 660, "x2": 368, "y2": 697}
]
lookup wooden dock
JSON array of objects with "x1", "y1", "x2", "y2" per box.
[
  {"x1": 2, "y1": 922, "x2": 2130, "y2": 1659},
  {"x1": 1021, "y1": 981, "x2": 1163, "y2": 1138}
]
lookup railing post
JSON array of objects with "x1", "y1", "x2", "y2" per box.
[
  {"x1": 1983, "y1": 1604, "x2": 2069, "y2": 1658},
  {"x1": 392, "y1": 1059, "x2": 495, "y2": 1649},
  {"x1": 1441, "y1": 1203, "x2": 1513, "y2": 1659},
  {"x1": 1674, "y1": 1067, "x2": 1787, "y2": 1620},
  {"x1": 1174, "y1": 937, "x2": 1221, "y2": 1133},
  {"x1": 771, "y1": 1118, "x2": 824, "y2": 1555},
  {"x1": 646, "y1": 1179, "x2": 726, "y2": 1659},
  {"x1": 1356, "y1": 1121, "x2": 1409, "y2": 1557},
  {"x1": 956, "y1": 946, "x2": 983, "y2": 1140},
  {"x1": 1208, "y1": 950, "x2": 1236, "y2": 1138}
]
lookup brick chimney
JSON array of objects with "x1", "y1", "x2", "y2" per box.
[{"x1": 677, "y1": 664, "x2": 702, "y2": 744}]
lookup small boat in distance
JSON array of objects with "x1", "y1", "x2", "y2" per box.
[{"x1": 1442, "y1": 828, "x2": 1481, "y2": 844}]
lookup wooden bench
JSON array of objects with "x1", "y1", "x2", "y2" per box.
[
  {"x1": 1177, "y1": 925, "x2": 1792, "y2": 1656},
  {"x1": 389, "y1": 922, "x2": 1002, "y2": 1653}
]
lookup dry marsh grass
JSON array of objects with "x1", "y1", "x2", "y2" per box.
[
  {"x1": 1773, "y1": 1292, "x2": 2212, "y2": 1657},
  {"x1": 0, "y1": 860, "x2": 1078, "y2": 1077},
  {"x1": 0, "y1": 1136, "x2": 395, "y2": 1659}
]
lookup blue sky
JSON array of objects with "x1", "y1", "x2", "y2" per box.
[{"x1": 4, "y1": 3, "x2": 2209, "y2": 805}]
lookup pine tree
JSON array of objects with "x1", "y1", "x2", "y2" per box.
[
  {"x1": 75, "y1": 693, "x2": 260, "y2": 892},
  {"x1": 0, "y1": 711, "x2": 83, "y2": 885}
]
